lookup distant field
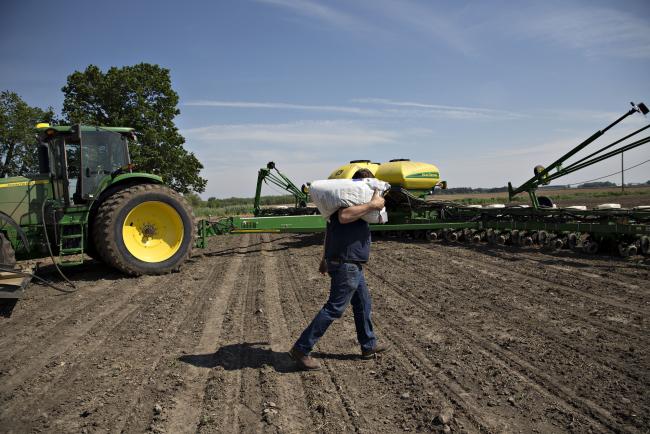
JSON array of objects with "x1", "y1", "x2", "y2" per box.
[{"x1": 433, "y1": 185, "x2": 650, "y2": 207}]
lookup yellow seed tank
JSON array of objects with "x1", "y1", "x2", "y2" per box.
[
  {"x1": 329, "y1": 159, "x2": 441, "y2": 190},
  {"x1": 328, "y1": 160, "x2": 380, "y2": 179}
]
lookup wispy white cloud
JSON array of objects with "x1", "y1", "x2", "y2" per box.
[
  {"x1": 185, "y1": 98, "x2": 523, "y2": 120},
  {"x1": 254, "y1": 0, "x2": 375, "y2": 34},
  {"x1": 520, "y1": 6, "x2": 650, "y2": 59},
  {"x1": 184, "y1": 120, "x2": 398, "y2": 151},
  {"x1": 354, "y1": 98, "x2": 524, "y2": 120},
  {"x1": 255, "y1": 0, "x2": 475, "y2": 55},
  {"x1": 358, "y1": 0, "x2": 475, "y2": 56},
  {"x1": 184, "y1": 100, "x2": 377, "y2": 115}
]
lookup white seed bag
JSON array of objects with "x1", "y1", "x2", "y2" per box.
[{"x1": 309, "y1": 178, "x2": 390, "y2": 223}]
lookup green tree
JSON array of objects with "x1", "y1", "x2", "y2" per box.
[
  {"x1": 184, "y1": 192, "x2": 203, "y2": 208},
  {"x1": 0, "y1": 91, "x2": 54, "y2": 177},
  {"x1": 61, "y1": 63, "x2": 206, "y2": 193},
  {"x1": 207, "y1": 196, "x2": 219, "y2": 208}
]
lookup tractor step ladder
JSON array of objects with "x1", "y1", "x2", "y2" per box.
[{"x1": 58, "y1": 215, "x2": 86, "y2": 266}]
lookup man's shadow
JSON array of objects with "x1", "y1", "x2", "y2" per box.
[
  {"x1": 179, "y1": 342, "x2": 299, "y2": 373},
  {"x1": 179, "y1": 342, "x2": 361, "y2": 372}
]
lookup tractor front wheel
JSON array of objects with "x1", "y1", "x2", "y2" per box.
[{"x1": 93, "y1": 184, "x2": 195, "y2": 276}]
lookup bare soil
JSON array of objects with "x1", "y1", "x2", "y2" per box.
[{"x1": 1, "y1": 233, "x2": 648, "y2": 433}]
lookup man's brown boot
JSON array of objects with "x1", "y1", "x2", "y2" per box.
[
  {"x1": 361, "y1": 344, "x2": 390, "y2": 359},
  {"x1": 289, "y1": 347, "x2": 321, "y2": 370}
]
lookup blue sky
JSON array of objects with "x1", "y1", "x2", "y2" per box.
[{"x1": 2, "y1": 0, "x2": 649, "y2": 198}]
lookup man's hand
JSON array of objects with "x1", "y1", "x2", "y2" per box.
[
  {"x1": 338, "y1": 189, "x2": 385, "y2": 224},
  {"x1": 318, "y1": 258, "x2": 328, "y2": 275},
  {"x1": 369, "y1": 189, "x2": 385, "y2": 210}
]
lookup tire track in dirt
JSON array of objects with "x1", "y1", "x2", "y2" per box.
[
  {"x1": 0, "y1": 263, "x2": 122, "y2": 339},
  {"x1": 411, "y1": 242, "x2": 650, "y2": 316},
  {"x1": 160, "y1": 237, "x2": 246, "y2": 434},
  {"x1": 0, "y1": 273, "x2": 162, "y2": 405},
  {"x1": 447, "y1": 257, "x2": 647, "y2": 341},
  {"x1": 466, "y1": 245, "x2": 650, "y2": 303},
  {"x1": 365, "y1": 263, "x2": 629, "y2": 433},
  {"x1": 0, "y1": 237, "x2": 237, "y2": 433},
  {"x1": 256, "y1": 233, "x2": 312, "y2": 433},
  {"x1": 0, "y1": 272, "x2": 174, "y2": 431},
  {"x1": 477, "y1": 246, "x2": 650, "y2": 287},
  {"x1": 0, "y1": 274, "x2": 125, "y2": 361},
  {"x1": 192, "y1": 263, "x2": 249, "y2": 433},
  {"x1": 372, "y1": 246, "x2": 649, "y2": 379},
  {"x1": 391, "y1": 243, "x2": 648, "y2": 339},
  {"x1": 378, "y1": 325, "x2": 509, "y2": 433},
  {"x1": 109, "y1": 237, "x2": 245, "y2": 433},
  {"x1": 373, "y1": 243, "x2": 649, "y2": 426},
  {"x1": 194, "y1": 234, "x2": 268, "y2": 433}
]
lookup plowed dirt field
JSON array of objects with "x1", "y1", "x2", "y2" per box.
[{"x1": 1, "y1": 234, "x2": 648, "y2": 433}]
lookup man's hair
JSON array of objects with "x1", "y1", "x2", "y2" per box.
[{"x1": 352, "y1": 168, "x2": 374, "y2": 179}]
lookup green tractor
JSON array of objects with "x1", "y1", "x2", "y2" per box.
[{"x1": 0, "y1": 124, "x2": 195, "y2": 295}]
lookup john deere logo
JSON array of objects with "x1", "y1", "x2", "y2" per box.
[
  {"x1": 405, "y1": 172, "x2": 439, "y2": 179},
  {"x1": 335, "y1": 170, "x2": 343, "y2": 176}
]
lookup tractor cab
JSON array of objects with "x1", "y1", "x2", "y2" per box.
[{"x1": 37, "y1": 124, "x2": 134, "y2": 205}]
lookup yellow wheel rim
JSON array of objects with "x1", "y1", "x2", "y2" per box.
[{"x1": 122, "y1": 201, "x2": 184, "y2": 263}]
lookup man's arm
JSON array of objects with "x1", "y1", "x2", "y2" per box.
[{"x1": 338, "y1": 190, "x2": 385, "y2": 224}]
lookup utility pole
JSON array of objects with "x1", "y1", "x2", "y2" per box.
[{"x1": 621, "y1": 152, "x2": 625, "y2": 192}]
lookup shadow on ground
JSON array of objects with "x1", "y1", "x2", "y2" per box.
[
  {"x1": 180, "y1": 342, "x2": 300, "y2": 373},
  {"x1": 180, "y1": 342, "x2": 363, "y2": 373}
]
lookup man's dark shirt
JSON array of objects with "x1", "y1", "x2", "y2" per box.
[{"x1": 324, "y1": 211, "x2": 371, "y2": 263}]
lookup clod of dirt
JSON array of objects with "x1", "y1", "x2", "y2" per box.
[
  {"x1": 153, "y1": 403, "x2": 162, "y2": 415},
  {"x1": 433, "y1": 406, "x2": 454, "y2": 425},
  {"x1": 442, "y1": 425, "x2": 451, "y2": 434},
  {"x1": 400, "y1": 392, "x2": 410, "y2": 399}
]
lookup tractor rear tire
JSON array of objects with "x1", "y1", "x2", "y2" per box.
[{"x1": 92, "y1": 184, "x2": 195, "y2": 276}]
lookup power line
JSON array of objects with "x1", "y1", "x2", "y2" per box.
[{"x1": 566, "y1": 158, "x2": 650, "y2": 186}]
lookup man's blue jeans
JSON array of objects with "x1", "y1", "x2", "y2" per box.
[{"x1": 294, "y1": 261, "x2": 376, "y2": 355}]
